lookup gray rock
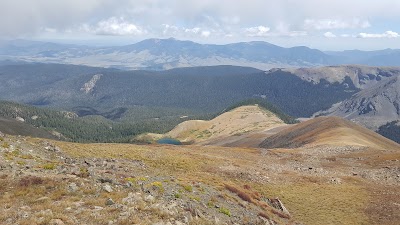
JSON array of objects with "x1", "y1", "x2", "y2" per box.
[
  {"x1": 144, "y1": 194, "x2": 155, "y2": 202},
  {"x1": 67, "y1": 183, "x2": 79, "y2": 192},
  {"x1": 105, "y1": 198, "x2": 115, "y2": 206},
  {"x1": 103, "y1": 184, "x2": 113, "y2": 193}
]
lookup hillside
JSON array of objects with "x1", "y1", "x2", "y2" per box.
[
  {"x1": 137, "y1": 104, "x2": 287, "y2": 145},
  {"x1": 1, "y1": 128, "x2": 399, "y2": 224},
  {"x1": 0, "y1": 116, "x2": 58, "y2": 139},
  {"x1": 0, "y1": 101, "x2": 191, "y2": 143},
  {"x1": 259, "y1": 116, "x2": 400, "y2": 150},
  {"x1": 318, "y1": 75, "x2": 400, "y2": 130},
  {"x1": 0, "y1": 63, "x2": 357, "y2": 118},
  {"x1": 167, "y1": 105, "x2": 286, "y2": 144}
]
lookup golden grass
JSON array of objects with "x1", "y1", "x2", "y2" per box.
[
  {"x1": 28, "y1": 138, "x2": 381, "y2": 225},
  {"x1": 258, "y1": 183, "x2": 370, "y2": 225}
]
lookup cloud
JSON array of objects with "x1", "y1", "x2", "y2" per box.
[
  {"x1": 245, "y1": 26, "x2": 271, "y2": 37},
  {"x1": 357, "y1": 31, "x2": 400, "y2": 38},
  {"x1": 93, "y1": 17, "x2": 146, "y2": 36},
  {"x1": 184, "y1": 27, "x2": 201, "y2": 34},
  {"x1": 201, "y1": 30, "x2": 211, "y2": 37},
  {"x1": 324, "y1": 32, "x2": 337, "y2": 38},
  {"x1": 303, "y1": 18, "x2": 370, "y2": 30}
]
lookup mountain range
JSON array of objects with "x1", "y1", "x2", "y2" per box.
[
  {"x1": 2, "y1": 38, "x2": 400, "y2": 70},
  {"x1": 1, "y1": 62, "x2": 400, "y2": 142}
]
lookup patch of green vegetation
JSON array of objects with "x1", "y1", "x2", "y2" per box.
[
  {"x1": 1, "y1": 142, "x2": 10, "y2": 149},
  {"x1": 219, "y1": 207, "x2": 231, "y2": 217},
  {"x1": 174, "y1": 193, "x2": 181, "y2": 198},
  {"x1": 149, "y1": 181, "x2": 164, "y2": 193},
  {"x1": 79, "y1": 167, "x2": 89, "y2": 177},
  {"x1": 182, "y1": 184, "x2": 193, "y2": 192},
  {"x1": 189, "y1": 195, "x2": 200, "y2": 202},
  {"x1": 125, "y1": 177, "x2": 148, "y2": 183},
  {"x1": 42, "y1": 163, "x2": 56, "y2": 170}
]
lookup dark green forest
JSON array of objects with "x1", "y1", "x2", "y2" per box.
[
  {"x1": 0, "y1": 99, "x2": 295, "y2": 143},
  {"x1": 377, "y1": 121, "x2": 400, "y2": 143}
]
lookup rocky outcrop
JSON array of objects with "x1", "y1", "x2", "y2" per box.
[
  {"x1": 81, "y1": 74, "x2": 102, "y2": 94},
  {"x1": 318, "y1": 76, "x2": 400, "y2": 130},
  {"x1": 284, "y1": 65, "x2": 400, "y2": 89}
]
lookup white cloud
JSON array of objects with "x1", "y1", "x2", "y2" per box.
[
  {"x1": 245, "y1": 26, "x2": 270, "y2": 37},
  {"x1": 184, "y1": 27, "x2": 201, "y2": 34},
  {"x1": 162, "y1": 24, "x2": 180, "y2": 35},
  {"x1": 324, "y1": 32, "x2": 337, "y2": 38},
  {"x1": 303, "y1": 18, "x2": 370, "y2": 30},
  {"x1": 357, "y1": 30, "x2": 400, "y2": 38},
  {"x1": 201, "y1": 30, "x2": 211, "y2": 37},
  {"x1": 93, "y1": 17, "x2": 146, "y2": 36}
]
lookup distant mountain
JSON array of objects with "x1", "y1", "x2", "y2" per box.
[
  {"x1": 3, "y1": 38, "x2": 400, "y2": 70},
  {"x1": 316, "y1": 75, "x2": 400, "y2": 130},
  {"x1": 326, "y1": 49, "x2": 400, "y2": 66},
  {"x1": 0, "y1": 38, "x2": 337, "y2": 70}
]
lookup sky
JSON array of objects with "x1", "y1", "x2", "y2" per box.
[{"x1": 1, "y1": 0, "x2": 400, "y2": 50}]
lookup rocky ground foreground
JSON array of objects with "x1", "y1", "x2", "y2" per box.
[{"x1": 0, "y1": 131, "x2": 399, "y2": 224}]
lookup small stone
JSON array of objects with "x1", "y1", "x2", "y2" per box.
[
  {"x1": 144, "y1": 195, "x2": 155, "y2": 202},
  {"x1": 105, "y1": 198, "x2": 115, "y2": 206},
  {"x1": 103, "y1": 184, "x2": 113, "y2": 193},
  {"x1": 67, "y1": 183, "x2": 79, "y2": 192},
  {"x1": 35, "y1": 197, "x2": 50, "y2": 202},
  {"x1": 49, "y1": 219, "x2": 65, "y2": 225},
  {"x1": 94, "y1": 206, "x2": 104, "y2": 211}
]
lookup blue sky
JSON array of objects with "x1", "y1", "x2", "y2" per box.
[{"x1": 1, "y1": 0, "x2": 400, "y2": 50}]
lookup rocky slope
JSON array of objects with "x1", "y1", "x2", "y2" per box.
[
  {"x1": 1, "y1": 124, "x2": 399, "y2": 225},
  {"x1": 282, "y1": 65, "x2": 400, "y2": 89},
  {"x1": 317, "y1": 76, "x2": 400, "y2": 130}
]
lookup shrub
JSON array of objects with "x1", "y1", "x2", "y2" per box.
[
  {"x1": 219, "y1": 207, "x2": 231, "y2": 217},
  {"x1": 19, "y1": 176, "x2": 44, "y2": 187},
  {"x1": 43, "y1": 163, "x2": 56, "y2": 170},
  {"x1": 79, "y1": 167, "x2": 90, "y2": 178},
  {"x1": 258, "y1": 211, "x2": 270, "y2": 219},
  {"x1": 182, "y1": 185, "x2": 193, "y2": 192},
  {"x1": 2, "y1": 142, "x2": 10, "y2": 149},
  {"x1": 174, "y1": 193, "x2": 181, "y2": 198},
  {"x1": 225, "y1": 184, "x2": 253, "y2": 203}
]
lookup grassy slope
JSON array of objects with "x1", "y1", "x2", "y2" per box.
[
  {"x1": 138, "y1": 105, "x2": 286, "y2": 144},
  {"x1": 260, "y1": 116, "x2": 400, "y2": 150},
  {"x1": 55, "y1": 141, "x2": 382, "y2": 225}
]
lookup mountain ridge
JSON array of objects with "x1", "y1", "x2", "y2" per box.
[{"x1": 5, "y1": 38, "x2": 400, "y2": 70}]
